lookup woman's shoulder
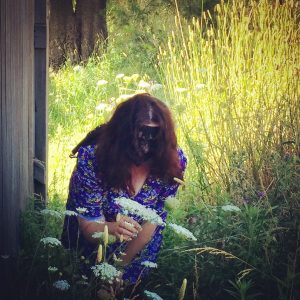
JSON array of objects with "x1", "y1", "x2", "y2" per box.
[
  {"x1": 77, "y1": 144, "x2": 97, "y2": 161},
  {"x1": 76, "y1": 144, "x2": 98, "y2": 172}
]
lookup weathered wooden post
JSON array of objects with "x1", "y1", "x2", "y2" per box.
[
  {"x1": 0, "y1": 0, "x2": 48, "y2": 296},
  {"x1": 34, "y1": 0, "x2": 48, "y2": 201}
]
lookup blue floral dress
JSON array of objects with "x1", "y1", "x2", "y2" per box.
[{"x1": 61, "y1": 144, "x2": 187, "y2": 284}]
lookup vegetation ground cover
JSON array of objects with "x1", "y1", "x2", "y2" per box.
[{"x1": 19, "y1": 1, "x2": 299, "y2": 299}]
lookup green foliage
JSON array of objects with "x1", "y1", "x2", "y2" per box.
[
  {"x1": 226, "y1": 279, "x2": 261, "y2": 300},
  {"x1": 160, "y1": 0, "x2": 300, "y2": 202},
  {"x1": 18, "y1": 0, "x2": 300, "y2": 299}
]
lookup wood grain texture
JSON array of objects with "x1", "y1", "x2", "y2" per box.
[
  {"x1": 0, "y1": 0, "x2": 34, "y2": 256},
  {"x1": 0, "y1": 0, "x2": 36, "y2": 296},
  {"x1": 34, "y1": 0, "x2": 49, "y2": 201}
]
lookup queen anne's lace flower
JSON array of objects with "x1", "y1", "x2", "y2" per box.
[
  {"x1": 144, "y1": 290, "x2": 164, "y2": 300},
  {"x1": 116, "y1": 73, "x2": 125, "y2": 79},
  {"x1": 141, "y1": 261, "x2": 158, "y2": 268},
  {"x1": 64, "y1": 210, "x2": 78, "y2": 216},
  {"x1": 168, "y1": 223, "x2": 197, "y2": 241},
  {"x1": 150, "y1": 83, "x2": 163, "y2": 91},
  {"x1": 48, "y1": 266, "x2": 58, "y2": 272},
  {"x1": 115, "y1": 197, "x2": 165, "y2": 225},
  {"x1": 82, "y1": 275, "x2": 88, "y2": 280},
  {"x1": 40, "y1": 237, "x2": 62, "y2": 247},
  {"x1": 138, "y1": 80, "x2": 151, "y2": 88},
  {"x1": 221, "y1": 204, "x2": 241, "y2": 212},
  {"x1": 73, "y1": 65, "x2": 82, "y2": 72},
  {"x1": 40, "y1": 209, "x2": 62, "y2": 218},
  {"x1": 53, "y1": 280, "x2": 70, "y2": 291},
  {"x1": 175, "y1": 87, "x2": 188, "y2": 93},
  {"x1": 92, "y1": 232, "x2": 116, "y2": 244},
  {"x1": 76, "y1": 207, "x2": 88, "y2": 214},
  {"x1": 96, "y1": 79, "x2": 108, "y2": 86},
  {"x1": 91, "y1": 263, "x2": 122, "y2": 282}
]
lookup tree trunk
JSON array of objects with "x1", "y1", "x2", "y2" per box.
[
  {"x1": 49, "y1": 0, "x2": 107, "y2": 68},
  {"x1": 76, "y1": 0, "x2": 107, "y2": 62}
]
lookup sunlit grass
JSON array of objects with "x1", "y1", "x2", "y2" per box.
[
  {"x1": 44, "y1": 2, "x2": 300, "y2": 298},
  {"x1": 159, "y1": 0, "x2": 300, "y2": 202},
  {"x1": 48, "y1": 62, "x2": 164, "y2": 200}
]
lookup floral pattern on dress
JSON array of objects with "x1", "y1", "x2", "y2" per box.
[{"x1": 61, "y1": 144, "x2": 187, "y2": 284}]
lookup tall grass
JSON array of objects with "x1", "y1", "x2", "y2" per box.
[
  {"x1": 40, "y1": 1, "x2": 300, "y2": 299},
  {"x1": 159, "y1": 0, "x2": 300, "y2": 202}
]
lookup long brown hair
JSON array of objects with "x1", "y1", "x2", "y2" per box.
[{"x1": 72, "y1": 93, "x2": 182, "y2": 194}]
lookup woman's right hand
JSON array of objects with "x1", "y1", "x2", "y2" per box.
[{"x1": 108, "y1": 215, "x2": 142, "y2": 241}]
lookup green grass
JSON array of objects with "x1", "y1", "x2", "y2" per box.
[{"x1": 18, "y1": 0, "x2": 300, "y2": 299}]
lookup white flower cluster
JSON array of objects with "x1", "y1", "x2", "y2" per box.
[
  {"x1": 64, "y1": 210, "x2": 78, "y2": 216},
  {"x1": 168, "y1": 223, "x2": 197, "y2": 241},
  {"x1": 40, "y1": 237, "x2": 62, "y2": 247},
  {"x1": 221, "y1": 204, "x2": 241, "y2": 212},
  {"x1": 73, "y1": 65, "x2": 82, "y2": 72},
  {"x1": 115, "y1": 197, "x2": 165, "y2": 225},
  {"x1": 91, "y1": 232, "x2": 116, "y2": 244},
  {"x1": 53, "y1": 279, "x2": 70, "y2": 291},
  {"x1": 96, "y1": 79, "x2": 108, "y2": 86},
  {"x1": 76, "y1": 207, "x2": 88, "y2": 214},
  {"x1": 48, "y1": 266, "x2": 58, "y2": 272},
  {"x1": 40, "y1": 209, "x2": 62, "y2": 218},
  {"x1": 91, "y1": 263, "x2": 122, "y2": 282},
  {"x1": 141, "y1": 261, "x2": 158, "y2": 268},
  {"x1": 144, "y1": 290, "x2": 164, "y2": 300}
]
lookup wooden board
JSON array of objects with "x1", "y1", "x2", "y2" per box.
[
  {"x1": 0, "y1": 0, "x2": 35, "y2": 295},
  {"x1": 34, "y1": 0, "x2": 49, "y2": 202}
]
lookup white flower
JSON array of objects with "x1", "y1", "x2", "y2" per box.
[
  {"x1": 96, "y1": 79, "x2": 108, "y2": 86},
  {"x1": 48, "y1": 266, "x2": 58, "y2": 272},
  {"x1": 115, "y1": 197, "x2": 165, "y2": 225},
  {"x1": 221, "y1": 204, "x2": 241, "y2": 212},
  {"x1": 91, "y1": 232, "x2": 116, "y2": 244},
  {"x1": 141, "y1": 261, "x2": 158, "y2": 268},
  {"x1": 144, "y1": 290, "x2": 164, "y2": 300},
  {"x1": 53, "y1": 279, "x2": 70, "y2": 291},
  {"x1": 116, "y1": 94, "x2": 135, "y2": 104},
  {"x1": 91, "y1": 263, "x2": 122, "y2": 282},
  {"x1": 198, "y1": 67, "x2": 207, "y2": 73},
  {"x1": 168, "y1": 223, "x2": 197, "y2": 241},
  {"x1": 175, "y1": 87, "x2": 188, "y2": 93},
  {"x1": 195, "y1": 83, "x2": 206, "y2": 90},
  {"x1": 113, "y1": 254, "x2": 123, "y2": 262},
  {"x1": 76, "y1": 207, "x2": 88, "y2": 214},
  {"x1": 95, "y1": 103, "x2": 109, "y2": 111},
  {"x1": 73, "y1": 65, "x2": 82, "y2": 72},
  {"x1": 138, "y1": 80, "x2": 151, "y2": 89},
  {"x1": 82, "y1": 275, "x2": 88, "y2": 280},
  {"x1": 40, "y1": 237, "x2": 62, "y2": 247},
  {"x1": 64, "y1": 210, "x2": 78, "y2": 216},
  {"x1": 40, "y1": 209, "x2": 62, "y2": 218},
  {"x1": 116, "y1": 73, "x2": 125, "y2": 79},
  {"x1": 150, "y1": 83, "x2": 163, "y2": 91}
]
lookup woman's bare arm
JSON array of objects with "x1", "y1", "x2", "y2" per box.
[
  {"x1": 78, "y1": 216, "x2": 141, "y2": 244},
  {"x1": 120, "y1": 222, "x2": 157, "y2": 265},
  {"x1": 78, "y1": 217, "x2": 156, "y2": 265}
]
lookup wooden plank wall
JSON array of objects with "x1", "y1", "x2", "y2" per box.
[
  {"x1": 34, "y1": 0, "x2": 48, "y2": 201},
  {"x1": 0, "y1": 0, "x2": 34, "y2": 294}
]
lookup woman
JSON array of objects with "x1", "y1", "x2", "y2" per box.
[{"x1": 61, "y1": 93, "x2": 187, "y2": 285}]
